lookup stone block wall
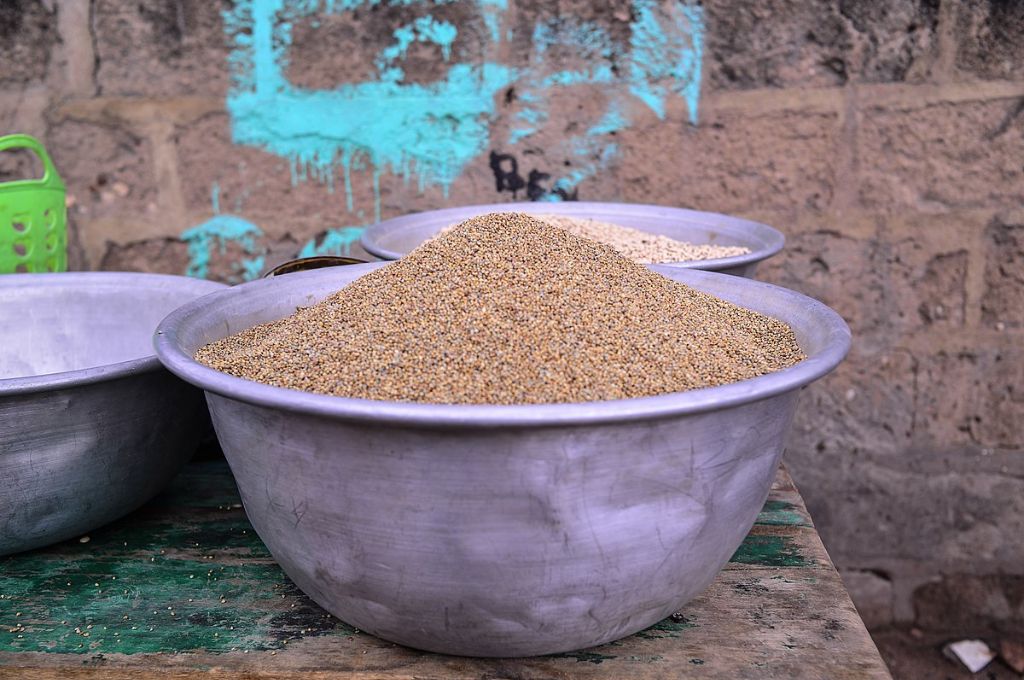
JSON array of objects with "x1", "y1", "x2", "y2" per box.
[{"x1": 1, "y1": 0, "x2": 1022, "y2": 637}]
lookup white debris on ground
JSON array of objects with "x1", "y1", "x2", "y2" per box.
[{"x1": 942, "y1": 639, "x2": 995, "y2": 673}]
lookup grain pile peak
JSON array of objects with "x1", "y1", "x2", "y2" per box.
[{"x1": 196, "y1": 212, "x2": 804, "y2": 405}]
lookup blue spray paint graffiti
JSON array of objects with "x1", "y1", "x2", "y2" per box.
[
  {"x1": 299, "y1": 226, "x2": 366, "y2": 257},
  {"x1": 222, "y1": 0, "x2": 515, "y2": 223},
  {"x1": 191, "y1": 0, "x2": 704, "y2": 278},
  {"x1": 182, "y1": 185, "x2": 267, "y2": 282},
  {"x1": 181, "y1": 215, "x2": 267, "y2": 282},
  {"x1": 379, "y1": 15, "x2": 458, "y2": 64},
  {"x1": 505, "y1": 5, "x2": 703, "y2": 198},
  {"x1": 220, "y1": 0, "x2": 703, "y2": 207},
  {"x1": 629, "y1": 0, "x2": 704, "y2": 122}
]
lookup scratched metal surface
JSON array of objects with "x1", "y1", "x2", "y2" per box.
[{"x1": 0, "y1": 461, "x2": 891, "y2": 679}]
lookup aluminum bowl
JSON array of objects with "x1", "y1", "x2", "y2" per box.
[
  {"x1": 0, "y1": 272, "x2": 226, "y2": 555},
  {"x1": 360, "y1": 202, "x2": 785, "y2": 277},
  {"x1": 154, "y1": 263, "x2": 849, "y2": 657}
]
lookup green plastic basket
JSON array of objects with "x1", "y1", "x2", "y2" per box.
[{"x1": 0, "y1": 134, "x2": 67, "y2": 273}]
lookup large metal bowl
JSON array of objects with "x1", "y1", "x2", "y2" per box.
[
  {"x1": 154, "y1": 263, "x2": 849, "y2": 657},
  {"x1": 0, "y1": 272, "x2": 226, "y2": 555},
  {"x1": 360, "y1": 202, "x2": 785, "y2": 277}
]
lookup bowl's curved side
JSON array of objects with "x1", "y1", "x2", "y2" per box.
[
  {"x1": 0, "y1": 370, "x2": 207, "y2": 556},
  {"x1": 360, "y1": 202, "x2": 785, "y2": 275},
  {"x1": 210, "y1": 387, "x2": 799, "y2": 656}
]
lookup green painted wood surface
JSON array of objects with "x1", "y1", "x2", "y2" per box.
[{"x1": 0, "y1": 461, "x2": 891, "y2": 679}]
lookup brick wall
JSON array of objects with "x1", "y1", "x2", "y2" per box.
[{"x1": 2, "y1": 0, "x2": 1022, "y2": 636}]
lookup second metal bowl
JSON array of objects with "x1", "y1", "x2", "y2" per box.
[
  {"x1": 361, "y1": 202, "x2": 785, "y2": 277},
  {"x1": 0, "y1": 272, "x2": 226, "y2": 555}
]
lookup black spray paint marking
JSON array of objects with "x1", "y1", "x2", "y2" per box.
[{"x1": 489, "y1": 150, "x2": 578, "y2": 202}]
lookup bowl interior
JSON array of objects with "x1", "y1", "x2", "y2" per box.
[
  {"x1": 362, "y1": 201, "x2": 784, "y2": 266},
  {"x1": 0, "y1": 273, "x2": 224, "y2": 381}
]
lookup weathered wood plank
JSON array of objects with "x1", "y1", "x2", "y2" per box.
[{"x1": 0, "y1": 461, "x2": 890, "y2": 679}]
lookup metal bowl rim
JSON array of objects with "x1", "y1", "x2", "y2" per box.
[
  {"x1": 154, "y1": 264, "x2": 850, "y2": 428},
  {"x1": 0, "y1": 272, "x2": 226, "y2": 396},
  {"x1": 360, "y1": 201, "x2": 785, "y2": 270}
]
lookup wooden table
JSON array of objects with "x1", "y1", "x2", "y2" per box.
[{"x1": 0, "y1": 459, "x2": 890, "y2": 679}]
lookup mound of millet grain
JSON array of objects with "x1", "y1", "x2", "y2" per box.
[{"x1": 195, "y1": 213, "x2": 804, "y2": 405}]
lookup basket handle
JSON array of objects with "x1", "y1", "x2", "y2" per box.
[{"x1": 0, "y1": 134, "x2": 64, "y2": 189}]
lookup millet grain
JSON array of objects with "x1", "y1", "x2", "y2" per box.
[
  {"x1": 440, "y1": 213, "x2": 751, "y2": 263},
  {"x1": 196, "y1": 213, "x2": 803, "y2": 404},
  {"x1": 535, "y1": 214, "x2": 750, "y2": 263}
]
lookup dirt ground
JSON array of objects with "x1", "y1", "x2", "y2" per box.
[{"x1": 874, "y1": 628, "x2": 1023, "y2": 679}]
